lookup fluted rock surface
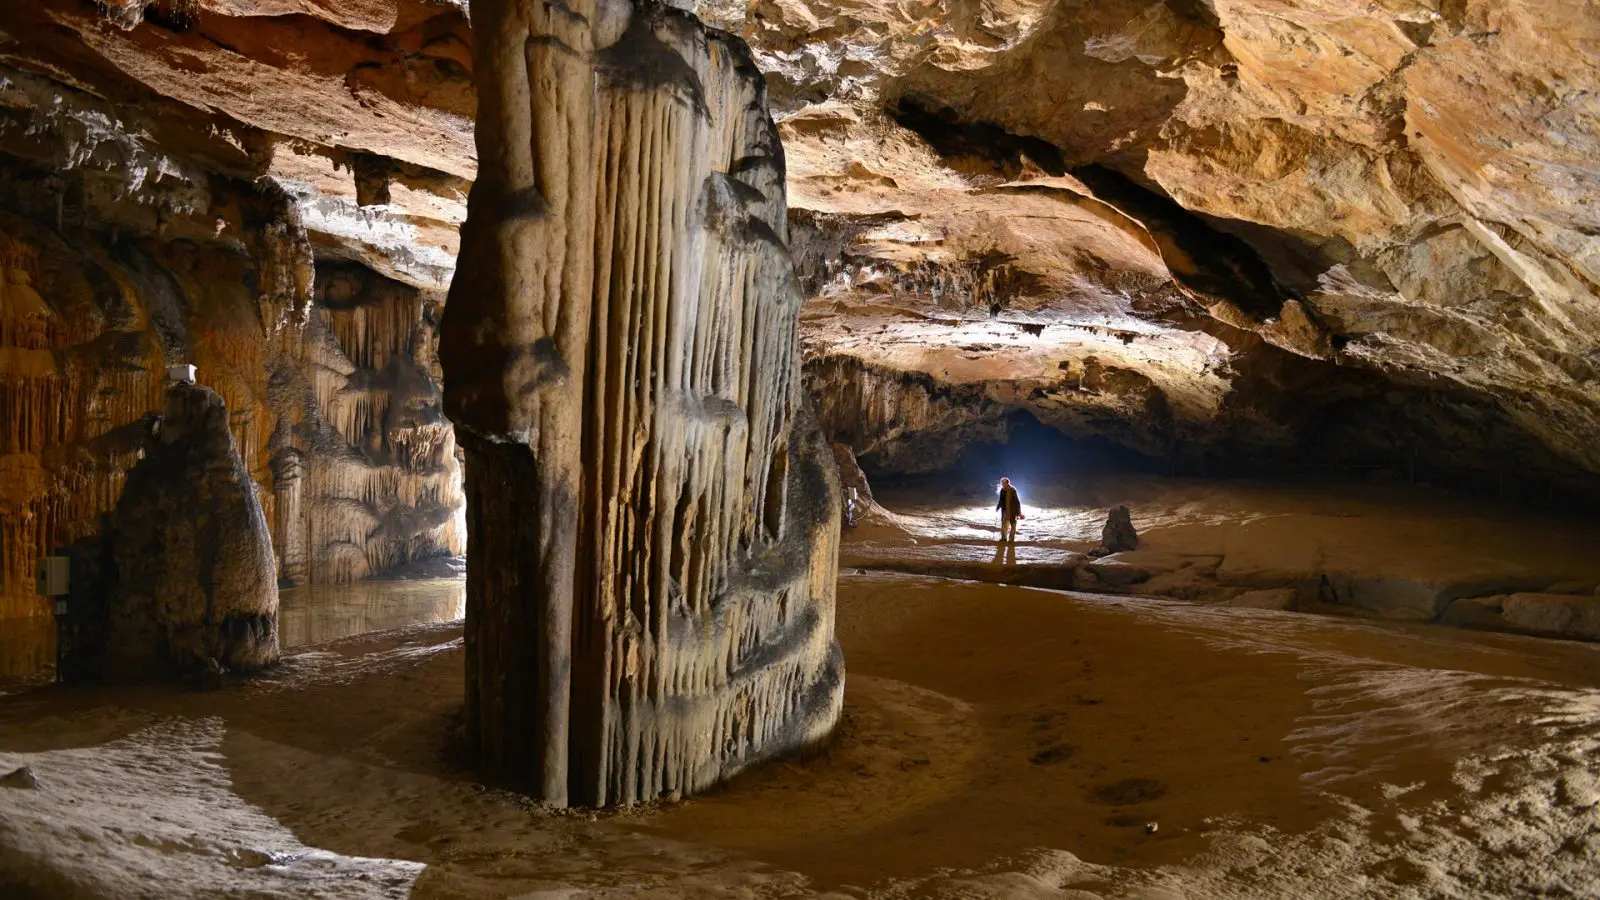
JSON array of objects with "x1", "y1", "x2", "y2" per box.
[
  {"x1": 0, "y1": 1, "x2": 469, "y2": 641},
  {"x1": 8, "y1": 0, "x2": 1598, "y2": 566},
  {"x1": 103, "y1": 384, "x2": 279, "y2": 681},
  {"x1": 444, "y1": 0, "x2": 843, "y2": 807}
]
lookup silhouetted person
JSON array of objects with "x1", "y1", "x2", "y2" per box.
[{"x1": 996, "y1": 477, "x2": 1023, "y2": 544}]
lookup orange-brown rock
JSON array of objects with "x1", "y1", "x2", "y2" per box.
[
  {"x1": 0, "y1": 0, "x2": 472, "y2": 646},
  {"x1": 693, "y1": 0, "x2": 1600, "y2": 497}
]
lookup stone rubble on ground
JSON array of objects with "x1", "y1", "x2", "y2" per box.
[{"x1": 1, "y1": 765, "x2": 41, "y2": 789}]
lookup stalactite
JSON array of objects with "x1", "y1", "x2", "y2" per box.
[
  {"x1": 270, "y1": 443, "x2": 308, "y2": 586},
  {"x1": 323, "y1": 292, "x2": 423, "y2": 372},
  {"x1": 273, "y1": 263, "x2": 464, "y2": 586},
  {"x1": 0, "y1": 229, "x2": 162, "y2": 618},
  {"x1": 0, "y1": 216, "x2": 465, "y2": 645},
  {"x1": 251, "y1": 179, "x2": 316, "y2": 333},
  {"x1": 443, "y1": 0, "x2": 843, "y2": 808}
]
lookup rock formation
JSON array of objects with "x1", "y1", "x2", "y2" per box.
[
  {"x1": 442, "y1": 0, "x2": 844, "y2": 806},
  {"x1": 1100, "y1": 505, "x2": 1138, "y2": 554},
  {"x1": 703, "y1": 0, "x2": 1600, "y2": 503},
  {"x1": 831, "y1": 442, "x2": 878, "y2": 524},
  {"x1": 6, "y1": 0, "x2": 1600, "y2": 674},
  {"x1": 0, "y1": 1, "x2": 468, "y2": 642},
  {"x1": 103, "y1": 384, "x2": 279, "y2": 681}
]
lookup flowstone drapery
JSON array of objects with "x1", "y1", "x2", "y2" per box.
[{"x1": 441, "y1": 0, "x2": 844, "y2": 807}]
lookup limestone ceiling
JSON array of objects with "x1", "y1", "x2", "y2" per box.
[
  {"x1": 1, "y1": 0, "x2": 472, "y2": 290},
  {"x1": 713, "y1": 0, "x2": 1600, "y2": 481}
]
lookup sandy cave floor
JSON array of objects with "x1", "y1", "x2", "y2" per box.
[
  {"x1": 834, "y1": 471, "x2": 1600, "y2": 650},
  {"x1": 5, "y1": 562, "x2": 1600, "y2": 897}
]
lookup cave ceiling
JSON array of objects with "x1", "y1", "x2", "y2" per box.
[{"x1": 4, "y1": 0, "x2": 1599, "y2": 490}]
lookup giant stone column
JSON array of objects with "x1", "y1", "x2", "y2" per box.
[{"x1": 441, "y1": 0, "x2": 844, "y2": 806}]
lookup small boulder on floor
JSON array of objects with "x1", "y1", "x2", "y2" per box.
[
  {"x1": 1, "y1": 766, "x2": 41, "y2": 790},
  {"x1": 1095, "y1": 505, "x2": 1138, "y2": 556},
  {"x1": 1081, "y1": 551, "x2": 1197, "y2": 588},
  {"x1": 1500, "y1": 593, "x2": 1600, "y2": 641},
  {"x1": 102, "y1": 384, "x2": 280, "y2": 682},
  {"x1": 1318, "y1": 574, "x2": 1455, "y2": 621},
  {"x1": 1439, "y1": 596, "x2": 1507, "y2": 631},
  {"x1": 1222, "y1": 588, "x2": 1298, "y2": 611}
]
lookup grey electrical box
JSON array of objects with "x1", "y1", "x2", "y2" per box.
[
  {"x1": 167, "y1": 363, "x2": 197, "y2": 384},
  {"x1": 35, "y1": 556, "x2": 69, "y2": 597}
]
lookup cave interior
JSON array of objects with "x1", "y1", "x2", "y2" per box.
[{"x1": 4, "y1": 0, "x2": 1600, "y2": 896}]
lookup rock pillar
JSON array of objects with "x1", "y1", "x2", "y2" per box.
[
  {"x1": 104, "y1": 384, "x2": 280, "y2": 681},
  {"x1": 442, "y1": 0, "x2": 844, "y2": 806},
  {"x1": 269, "y1": 445, "x2": 307, "y2": 586}
]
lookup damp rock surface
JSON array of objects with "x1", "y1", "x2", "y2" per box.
[
  {"x1": 103, "y1": 384, "x2": 280, "y2": 680},
  {"x1": 6, "y1": 573, "x2": 1600, "y2": 897},
  {"x1": 1100, "y1": 505, "x2": 1138, "y2": 553}
]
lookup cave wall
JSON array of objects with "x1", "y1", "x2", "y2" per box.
[
  {"x1": 0, "y1": 215, "x2": 465, "y2": 626},
  {"x1": 5, "y1": 0, "x2": 1599, "y2": 675},
  {"x1": 0, "y1": 0, "x2": 472, "y2": 641}
]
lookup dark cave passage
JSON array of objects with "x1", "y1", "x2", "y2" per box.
[{"x1": 872, "y1": 411, "x2": 1165, "y2": 497}]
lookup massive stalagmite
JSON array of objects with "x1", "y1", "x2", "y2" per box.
[
  {"x1": 102, "y1": 384, "x2": 280, "y2": 681},
  {"x1": 442, "y1": 0, "x2": 844, "y2": 806}
]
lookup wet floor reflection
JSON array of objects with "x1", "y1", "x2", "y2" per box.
[
  {"x1": 277, "y1": 577, "x2": 465, "y2": 649},
  {"x1": 0, "y1": 578, "x2": 467, "y2": 678}
]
